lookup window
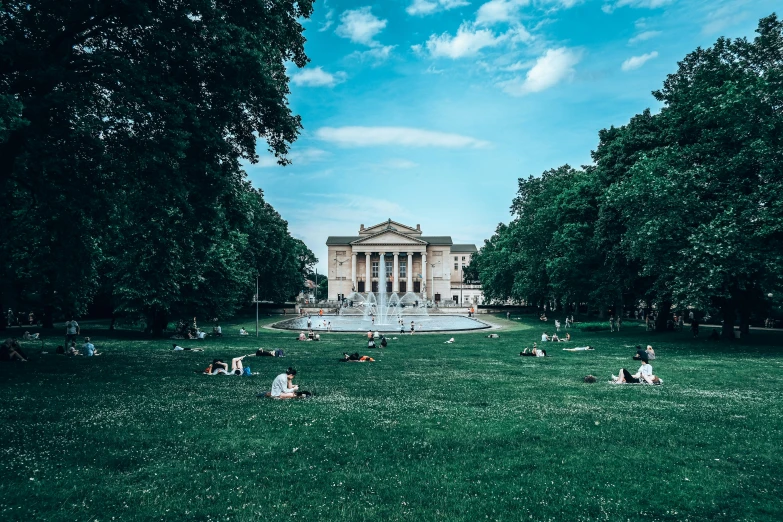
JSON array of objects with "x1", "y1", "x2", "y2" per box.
[
  {"x1": 454, "y1": 263, "x2": 458, "y2": 270},
  {"x1": 454, "y1": 256, "x2": 458, "y2": 261},
  {"x1": 462, "y1": 256, "x2": 466, "y2": 261},
  {"x1": 385, "y1": 261, "x2": 393, "y2": 276},
  {"x1": 372, "y1": 262, "x2": 379, "y2": 277},
  {"x1": 400, "y1": 261, "x2": 407, "y2": 278}
]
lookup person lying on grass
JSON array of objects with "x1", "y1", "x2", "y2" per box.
[
  {"x1": 612, "y1": 359, "x2": 661, "y2": 384},
  {"x1": 340, "y1": 352, "x2": 375, "y2": 362},
  {"x1": 559, "y1": 333, "x2": 571, "y2": 342},
  {"x1": 520, "y1": 346, "x2": 546, "y2": 357},
  {"x1": 172, "y1": 344, "x2": 204, "y2": 352},
  {"x1": 254, "y1": 348, "x2": 284, "y2": 357},
  {"x1": 562, "y1": 346, "x2": 594, "y2": 351},
  {"x1": 203, "y1": 357, "x2": 248, "y2": 375}
]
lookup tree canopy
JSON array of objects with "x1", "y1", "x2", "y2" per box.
[
  {"x1": 471, "y1": 14, "x2": 783, "y2": 336},
  {"x1": 0, "y1": 1, "x2": 316, "y2": 333}
]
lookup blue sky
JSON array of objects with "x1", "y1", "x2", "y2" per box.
[{"x1": 245, "y1": 0, "x2": 779, "y2": 272}]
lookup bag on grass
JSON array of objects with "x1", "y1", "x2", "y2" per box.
[{"x1": 243, "y1": 367, "x2": 252, "y2": 376}]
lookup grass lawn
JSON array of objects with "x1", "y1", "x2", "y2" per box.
[{"x1": 1, "y1": 315, "x2": 781, "y2": 521}]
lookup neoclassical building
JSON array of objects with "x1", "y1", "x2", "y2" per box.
[{"x1": 326, "y1": 220, "x2": 483, "y2": 305}]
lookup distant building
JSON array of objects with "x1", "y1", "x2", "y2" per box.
[{"x1": 325, "y1": 219, "x2": 482, "y2": 305}]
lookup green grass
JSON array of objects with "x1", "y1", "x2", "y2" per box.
[{"x1": 1, "y1": 315, "x2": 782, "y2": 521}]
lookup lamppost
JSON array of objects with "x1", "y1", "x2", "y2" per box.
[
  {"x1": 255, "y1": 275, "x2": 259, "y2": 337},
  {"x1": 430, "y1": 262, "x2": 436, "y2": 307}
]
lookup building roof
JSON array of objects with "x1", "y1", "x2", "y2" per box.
[
  {"x1": 451, "y1": 244, "x2": 478, "y2": 253},
  {"x1": 327, "y1": 235, "x2": 454, "y2": 246},
  {"x1": 419, "y1": 236, "x2": 453, "y2": 245},
  {"x1": 326, "y1": 236, "x2": 361, "y2": 245}
]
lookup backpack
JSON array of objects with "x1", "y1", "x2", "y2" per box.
[{"x1": 243, "y1": 367, "x2": 252, "y2": 376}]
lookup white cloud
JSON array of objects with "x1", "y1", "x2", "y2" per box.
[
  {"x1": 628, "y1": 30, "x2": 661, "y2": 44},
  {"x1": 257, "y1": 148, "x2": 331, "y2": 168},
  {"x1": 603, "y1": 0, "x2": 673, "y2": 13},
  {"x1": 407, "y1": 0, "x2": 470, "y2": 16},
  {"x1": 319, "y1": 9, "x2": 334, "y2": 32},
  {"x1": 421, "y1": 22, "x2": 531, "y2": 59},
  {"x1": 336, "y1": 7, "x2": 387, "y2": 47},
  {"x1": 499, "y1": 47, "x2": 581, "y2": 96},
  {"x1": 476, "y1": 0, "x2": 528, "y2": 25},
  {"x1": 290, "y1": 67, "x2": 346, "y2": 87},
  {"x1": 348, "y1": 45, "x2": 395, "y2": 64},
  {"x1": 621, "y1": 51, "x2": 658, "y2": 70},
  {"x1": 315, "y1": 126, "x2": 490, "y2": 148},
  {"x1": 702, "y1": 4, "x2": 749, "y2": 35}
]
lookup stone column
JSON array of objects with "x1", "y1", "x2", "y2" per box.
[
  {"x1": 351, "y1": 253, "x2": 357, "y2": 292},
  {"x1": 407, "y1": 253, "x2": 413, "y2": 294},
  {"x1": 393, "y1": 252, "x2": 399, "y2": 293},
  {"x1": 365, "y1": 252, "x2": 371, "y2": 292},
  {"x1": 421, "y1": 252, "x2": 427, "y2": 299},
  {"x1": 380, "y1": 252, "x2": 386, "y2": 292}
]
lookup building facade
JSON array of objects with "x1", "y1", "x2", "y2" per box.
[{"x1": 326, "y1": 220, "x2": 483, "y2": 305}]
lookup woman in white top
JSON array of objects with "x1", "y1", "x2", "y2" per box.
[
  {"x1": 270, "y1": 367, "x2": 299, "y2": 399},
  {"x1": 614, "y1": 360, "x2": 660, "y2": 384}
]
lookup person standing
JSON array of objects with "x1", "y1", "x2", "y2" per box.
[
  {"x1": 65, "y1": 317, "x2": 80, "y2": 347},
  {"x1": 609, "y1": 315, "x2": 615, "y2": 332},
  {"x1": 506, "y1": 311, "x2": 510, "y2": 320},
  {"x1": 410, "y1": 321, "x2": 415, "y2": 335},
  {"x1": 6, "y1": 308, "x2": 13, "y2": 327}
]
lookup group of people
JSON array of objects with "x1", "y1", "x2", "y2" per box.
[
  {"x1": 297, "y1": 331, "x2": 321, "y2": 341},
  {"x1": 6, "y1": 308, "x2": 40, "y2": 327},
  {"x1": 541, "y1": 332, "x2": 571, "y2": 342},
  {"x1": 612, "y1": 345, "x2": 661, "y2": 385}
]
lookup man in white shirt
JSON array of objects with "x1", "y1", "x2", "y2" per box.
[
  {"x1": 65, "y1": 317, "x2": 80, "y2": 347},
  {"x1": 541, "y1": 332, "x2": 551, "y2": 342}
]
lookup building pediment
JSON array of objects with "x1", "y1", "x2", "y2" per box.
[
  {"x1": 351, "y1": 229, "x2": 427, "y2": 246},
  {"x1": 361, "y1": 219, "x2": 420, "y2": 236}
]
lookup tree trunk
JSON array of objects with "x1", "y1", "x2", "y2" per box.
[
  {"x1": 147, "y1": 306, "x2": 169, "y2": 337},
  {"x1": 109, "y1": 314, "x2": 116, "y2": 331},
  {"x1": 655, "y1": 301, "x2": 671, "y2": 331},
  {"x1": 42, "y1": 304, "x2": 55, "y2": 329},
  {"x1": 739, "y1": 308, "x2": 750, "y2": 336},
  {"x1": 721, "y1": 301, "x2": 736, "y2": 339},
  {"x1": 598, "y1": 304, "x2": 606, "y2": 319}
]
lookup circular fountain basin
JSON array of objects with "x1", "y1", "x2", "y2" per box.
[{"x1": 273, "y1": 314, "x2": 491, "y2": 332}]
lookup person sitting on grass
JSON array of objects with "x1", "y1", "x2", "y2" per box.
[
  {"x1": 340, "y1": 352, "x2": 375, "y2": 362},
  {"x1": 558, "y1": 333, "x2": 571, "y2": 342},
  {"x1": 541, "y1": 332, "x2": 551, "y2": 342},
  {"x1": 83, "y1": 337, "x2": 101, "y2": 356},
  {"x1": 645, "y1": 345, "x2": 656, "y2": 360},
  {"x1": 68, "y1": 341, "x2": 81, "y2": 356},
  {"x1": 308, "y1": 329, "x2": 315, "y2": 340},
  {"x1": 380, "y1": 335, "x2": 388, "y2": 348},
  {"x1": 240, "y1": 327, "x2": 249, "y2": 336},
  {"x1": 0, "y1": 338, "x2": 27, "y2": 362},
  {"x1": 22, "y1": 331, "x2": 40, "y2": 341},
  {"x1": 271, "y1": 367, "x2": 299, "y2": 399},
  {"x1": 562, "y1": 346, "x2": 594, "y2": 351},
  {"x1": 368, "y1": 336, "x2": 376, "y2": 349},
  {"x1": 551, "y1": 333, "x2": 560, "y2": 342},
  {"x1": 297, "y1": 332, "x2": 306, "y2": 341},
  {"x1": 633, "y1": 345, "x2": 649, "y2": 362},
  {"x1": 212, "y1": 325, "x2": 222, "y2": 337},
  {"x1": 172, "y1": 344, "x2": 204, "y2": 352},
  {"x1": 612, "y1": 359, "x2": 661, "y2": 384}
]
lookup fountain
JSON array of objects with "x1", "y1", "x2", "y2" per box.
[{"x1": 274, "y1": 252, "x2": 489, "y2": 332}]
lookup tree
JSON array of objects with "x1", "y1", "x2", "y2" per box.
[{"x1": 0, "y1": 1, "x2": 316, "y2": 332}]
